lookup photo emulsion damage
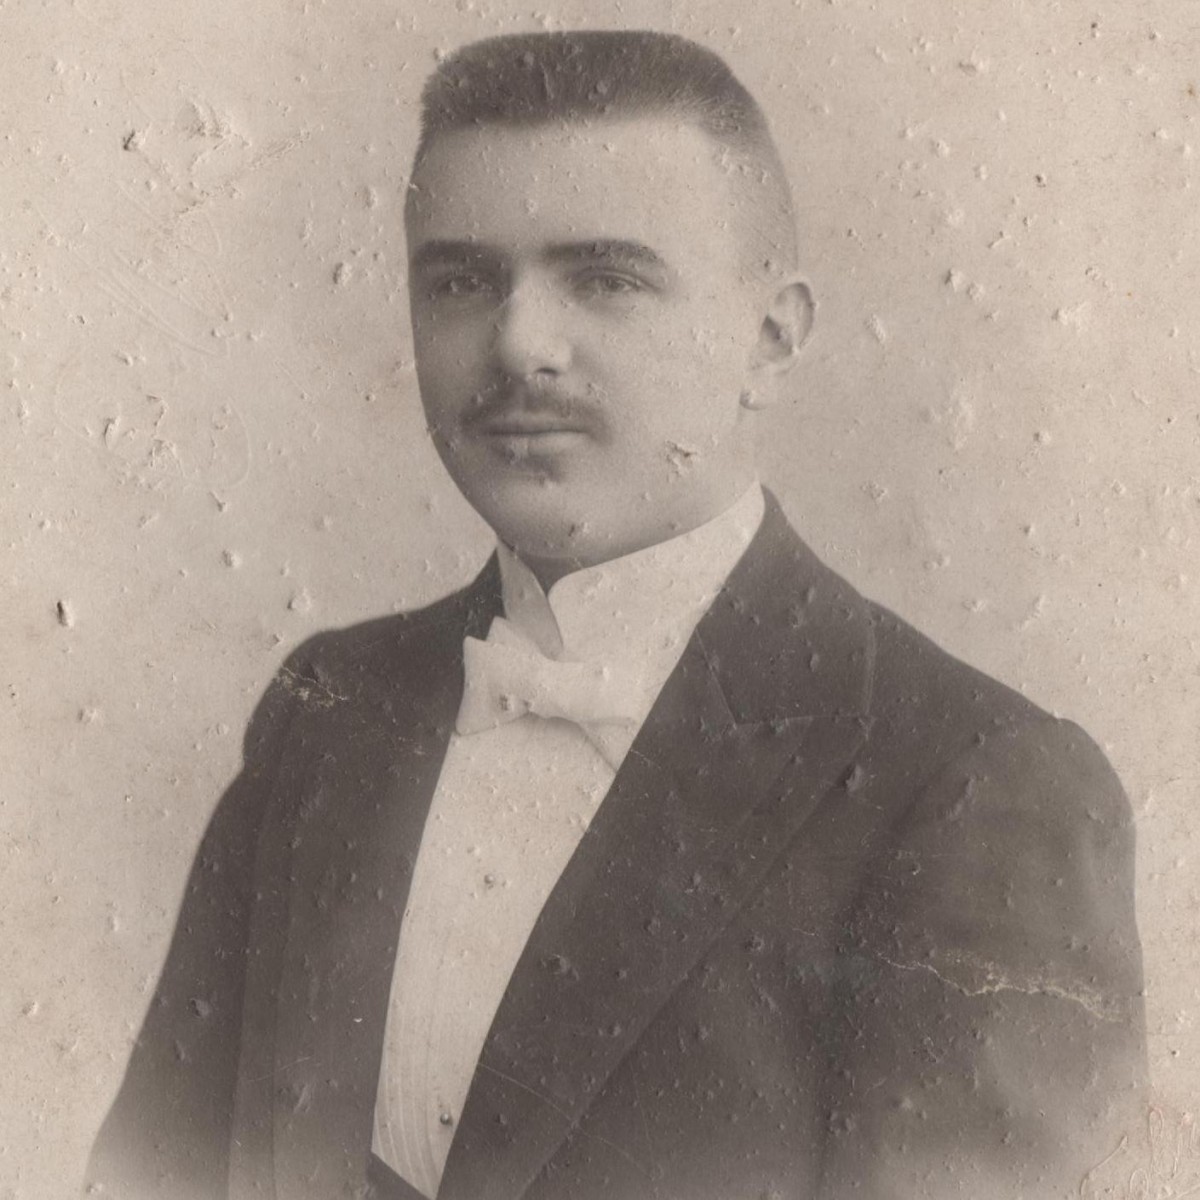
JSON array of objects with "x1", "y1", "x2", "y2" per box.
[{"x1": 10, "y1": 8, "x2": 1194, "y2": 1200}]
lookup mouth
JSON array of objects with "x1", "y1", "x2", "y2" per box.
[
  {"x1": 480, "y1": 429, "x2": 590, "y2": 464},
  {"x1": 479, "y1": 418, "x2": 590, "y2": 438},
  {"x1": 473, "y1": 410, "x2": 594, "y2": 462}
]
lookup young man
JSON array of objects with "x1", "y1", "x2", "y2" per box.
[{"x1": 88, "y1": 31, "x2": 1147, "y2": 1200}]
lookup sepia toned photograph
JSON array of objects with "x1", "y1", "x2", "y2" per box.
[{"x1": 4, "y1": 3, "x2": 1197, "y2": 1198}]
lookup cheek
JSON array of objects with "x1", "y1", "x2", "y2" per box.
[
  {"x1": 413, "y1": 358, "x2": 465, "y2": 439},
  {"x1": 650, "y1": 289, "x2": 755, "y2": 367},
  {"x1": 413, "y1": 322, "x2": 482, "y2": 396},
  {"x1": 413, "y1": 300, "x2": 492, "y2": 358},
  {"x1": 605, "y1": 318, "x2": 749, "y2": 434}
]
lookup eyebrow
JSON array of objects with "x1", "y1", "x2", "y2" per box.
[
  {"x1": 409, "y1": 240, "x2": 503, "y2": 271},
  {"x1": 544, "y1": 240, "x2": 671, "y2": 274},
  {"x1": 409, "y1": 238, "x2": 672, "y2": 275}
]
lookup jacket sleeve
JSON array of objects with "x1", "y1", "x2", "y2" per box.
[
  {"x1": 83, "y1": 656, "x2": 306, "y2": 1200},
  {"x1": 819, "y1": 716, "x2": 1148, "y2": 1200}
]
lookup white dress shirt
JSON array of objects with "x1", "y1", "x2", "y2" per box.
[{"x1": 371, "y1": 485, "x2": 765, "y2": 1198}]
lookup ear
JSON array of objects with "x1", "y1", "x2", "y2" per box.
[
  {"x1": 754, "y1": 279, "x2": 815, "y2": 373},
  {"x1": 741, "y1": 281, "x2": 815, "y2": 409}
]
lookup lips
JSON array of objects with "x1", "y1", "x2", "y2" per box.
[
  {"x1": 480, "y1": 417, "x2": 588, "y2": 437},
  {"x1": 474, "y1": 415, "x2": 591, "y2": 464}
]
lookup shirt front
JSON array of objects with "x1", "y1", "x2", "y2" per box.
[{"x1": 371, "y1": 485, "x2": 766, "y2": 1198}]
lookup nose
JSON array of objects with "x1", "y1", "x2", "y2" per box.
[{"x1": 492, "y1": 277, "x2": 572, "y2": 379}]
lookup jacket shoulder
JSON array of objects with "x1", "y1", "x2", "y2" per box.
[
  {"x1": 856, "y1": 594, "x2": 1131, "y2": 826},
  {"x1": 864, "y1": 596, "x2": 1051, "y2": 729}
]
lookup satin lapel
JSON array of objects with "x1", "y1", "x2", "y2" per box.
[
  {"x1": 269, "y1": 565, "x2": 501, "y2": 1200},
  {"x1": 440, "y1": 494, "x2": 876, "y2": 1200}
]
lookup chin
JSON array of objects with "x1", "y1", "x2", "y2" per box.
[
  {"x1": 490, "y1": 510, "x2": 603, "y2": 563},
  {"x1": 468, "y1": 486, "x2": 624, "y2": 566}
]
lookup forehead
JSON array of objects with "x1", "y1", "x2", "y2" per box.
[{"x1": 406, "y1": 117, "x2": 742, "y2": 269}]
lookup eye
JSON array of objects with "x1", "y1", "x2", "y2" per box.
[
  {"x1": 428, "y1": 271, "x2": 500, "y2": 301},
  {"x1": 573, "y1": 270, "x2": 648, "y2": 300}
]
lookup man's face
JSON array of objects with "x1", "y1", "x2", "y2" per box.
[{"x1": 406, "y1": 117, "x2": 778, "y2": 571}]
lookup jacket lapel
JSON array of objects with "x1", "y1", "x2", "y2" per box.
[
  {"x1": 440, "y1": 493, "x2": 876, "y2": 1200},
  {"x1": 266, "y1": 565, "x2": 502, "y2": 1200}
]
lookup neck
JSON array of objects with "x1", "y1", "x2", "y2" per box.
[{"x1": 518, "y1": 554, "x2": 587, "y2": 593}]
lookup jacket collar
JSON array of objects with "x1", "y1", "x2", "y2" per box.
[{"x1": 689, "y1": 487, "x2": 875, "y2": 723}]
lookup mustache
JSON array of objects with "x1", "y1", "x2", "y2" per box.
[{"x1": 460, "y1": 379, "x2": 603, "y2": 432}]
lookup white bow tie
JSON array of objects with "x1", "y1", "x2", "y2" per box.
[{"x1": 456, "y1": 617, "x2": 652, "y2": 769}]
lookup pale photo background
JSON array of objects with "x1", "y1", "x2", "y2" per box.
[{"x1": 3, "y1": 0, "x2": 1197, "y2": 1194}]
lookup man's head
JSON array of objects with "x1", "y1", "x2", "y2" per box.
[{"x1": 405, "y1": 31, "x2": 813, "y2": 582}]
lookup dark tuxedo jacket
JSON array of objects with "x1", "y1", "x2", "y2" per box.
[{"x1": 88, "y1": 493, "x2": 1146, "y2": 1200}]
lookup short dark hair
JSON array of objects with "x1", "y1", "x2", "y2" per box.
[{"x1": 409, "y1": 30, "x2": 799, "y2": 278}]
